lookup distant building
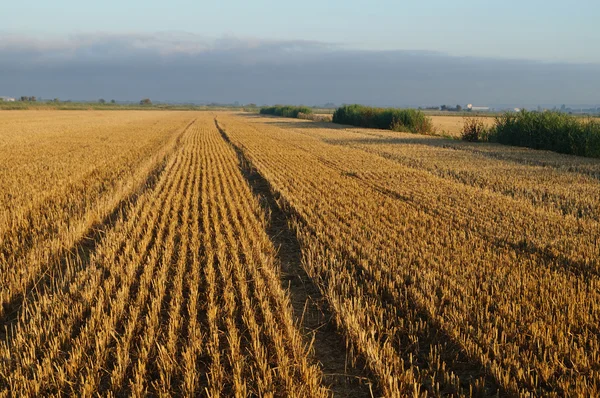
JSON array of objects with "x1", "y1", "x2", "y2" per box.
[
  {"x1": 0, "y1": 96, "x2": 16, "y2": 102},
  {"x1": 467, "y1": 104, "x2": 490, "y2": 112}
]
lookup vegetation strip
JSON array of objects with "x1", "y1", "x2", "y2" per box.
[
  {"x1": 490, "y1": 111, "x2": 600, "y2": 158},
  {"x1": 332, "y1": 104, "x2": 433, "y2": 134},
  {"x1": 260, "y1": 105, "x2": 314, "y2": 118}
]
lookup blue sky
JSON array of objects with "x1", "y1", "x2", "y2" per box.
[{"x1": 2, "y1": 0, "x2": 599, "y2": 62}]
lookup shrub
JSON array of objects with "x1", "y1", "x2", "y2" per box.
[
  {"x1": 332, "y1": 105, "x2": 432, "y2": 134},
  {"x1": 260, "y1": 105, "x2": 313, "y2": 118},
  {"x1": 491, "y1": 111, "x2": 600, "y2": 158},
  {"x1": 461, "y1": 117, "x2": 489, "y2": 142}
]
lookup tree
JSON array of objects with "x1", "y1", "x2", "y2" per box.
[
  {"x1": 441, "y1": 105, "x2": 448, "y2": 111},
  {"x1": 140, "y1": 98, "x2": 152, "y2": 105},
  {"x1": 456, "y1": 104, "x2": 462, "y2": 112},
  {"x1": 98, "y1": 98, "x2": 106, "y2": 104},
  {"x1": 110, "y1": 99, "x2": 116, "y2": 104},
  {"x1": 20, "y1": 96, "x2": 28, "y2": 102},
  {"x1": 29, "y1": 96, "x2": 37, "y2": 102},
  {"x1": 53, "y1": 98, "x2": 60, "y2": 103}
]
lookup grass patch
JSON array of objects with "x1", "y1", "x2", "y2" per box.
[
  {"x1": 332, "y1": 104, "x2": 433, "y2": 134},
  {"x1": 491, "y1": 111, "x2": 600, "y2": 158},
  {"x1": 259, "y1": 105, "x2": 313, "y2": 118}
]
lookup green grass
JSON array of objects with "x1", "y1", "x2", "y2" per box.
[
  {"x1": 491, "y1": 111, "x2": 600, "y2": 158},
  {"x1": 332, "y1": 104, "x2": 433, "y2": 134},
  {"x1": 259, "y1": 105, "x2": 313, "y2": 118}
]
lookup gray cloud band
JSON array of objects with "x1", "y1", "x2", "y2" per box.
[{"x1": 0, "y1": 33, "x2": 598, "y2": 106}]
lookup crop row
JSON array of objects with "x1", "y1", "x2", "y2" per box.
[
  {"x1": 218, "y1": 113, "x2": 600, "y2": 397},
  {"x1": 0, "y1": 111, "x2": 194, "y2": 322},
  {"x1": 1, "y1": 115, "x2": 326, "y2": 397}
]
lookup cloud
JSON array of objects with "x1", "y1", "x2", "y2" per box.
[
  {"x1": 0, "y1": 32, "x2": 335, "y2": 65},
  {"x1": 0, "y1": 32, "x2": 598, "y2": 107}
]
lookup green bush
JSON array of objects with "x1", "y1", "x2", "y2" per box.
[
  {"x1": 259, "y1": 105, "x2": 313, "y2": 118},
  {"x1": 461, "y1": 117, "x2": 489, "y2": 142},
  {"x1": 332, "y1": 104, "x2": 432, "y2": 134},
  {"x1": 491, "y1": 111, "x2": 600, "y2": 158}
]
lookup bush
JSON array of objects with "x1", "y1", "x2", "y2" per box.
[
  {"x1": 491, "y1": 111, "x2": 600, "y2": 158},
  {"x1": 260, "y1": 105, "x2": 313, "y2": 118},
  {"x1": 332, "y1": 104, "x2": 432, "y2": 134},
  {"x1": 461, "y1": 117, "x2": 489, "y2": 142}
]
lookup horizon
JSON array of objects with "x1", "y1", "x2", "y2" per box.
[{"x1": 2, "y1": 97, "x2": 599, "y2": 111}]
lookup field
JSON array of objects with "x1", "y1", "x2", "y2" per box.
[
  {"x1": 429, "y1": 115, "x2": 600, "y2": 139},
  {"x1": 310, "y1": 114, "x2": 599, "y2": 140},
  {"x1": 283, "y1": 113, "x2": 494, "y2": 138},
  {"x1": 279, "y1": 114, "x2": 499, "y2": 139},
  {"x1": 1, "y1": 111, "x2": 600, "y2": 396},
  {"x1": 430, "y1": 115, "x2": 495, "y2": 138},
  {"x1": 295, "y1": 114, "x2": 483, "y2": 136}
]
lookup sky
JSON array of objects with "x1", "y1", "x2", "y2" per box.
[
  {"x1": 1, "y1": 0, "x2": 599, "y2": 105},
  {"x1": 3, "y1": 0, "x2": 599, "y2": 62}
]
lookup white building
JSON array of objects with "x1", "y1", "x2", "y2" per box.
[
  {"x1": 0, "y1": 96, "x2": 16, "y2": 102},
  {"x1": 467, "y1": 104, "x2": 490, "y2": 112}
]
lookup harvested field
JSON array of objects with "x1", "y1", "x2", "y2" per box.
[
  {"x1": 0, "y1": 112, "x2": 354, "y2": 397},
  {"x1": 294, "y1": 114, "x2": 493, "y2": 138},
  {"x1": 430, "y1": 115, "x2": 495, "y2": 138},
  {"x1": 1, "y1": 110, "x2": 599, "y2": 397},
  {"x1": 217, "y1": 113, "x2": 600, "y2": 396}
]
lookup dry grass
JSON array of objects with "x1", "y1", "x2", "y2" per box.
[
  {"x1": 293, "y1": 114, "x2": 493, "y2": 138},
  {"x1": 0, "y1": 111, "x2": 192, "y2": 322},
  {"x1": 298, "y1": 113, "x2": 333, "y2": 122},
  {"x1": 218, "y1": 112, "x2": 600, "y2": 397},
  {"x1": 3, "y1": 109, "x2": 600, "y2": 397},
  {"x1": 314, "y1": 113, "x2": 334, "y2": 121},
  {"x1": 430, "y1": 115, "x2": 495, "y2": 138},
  {"x1": 0, "y1": 112, "x2": 329, "y2": 397}
]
